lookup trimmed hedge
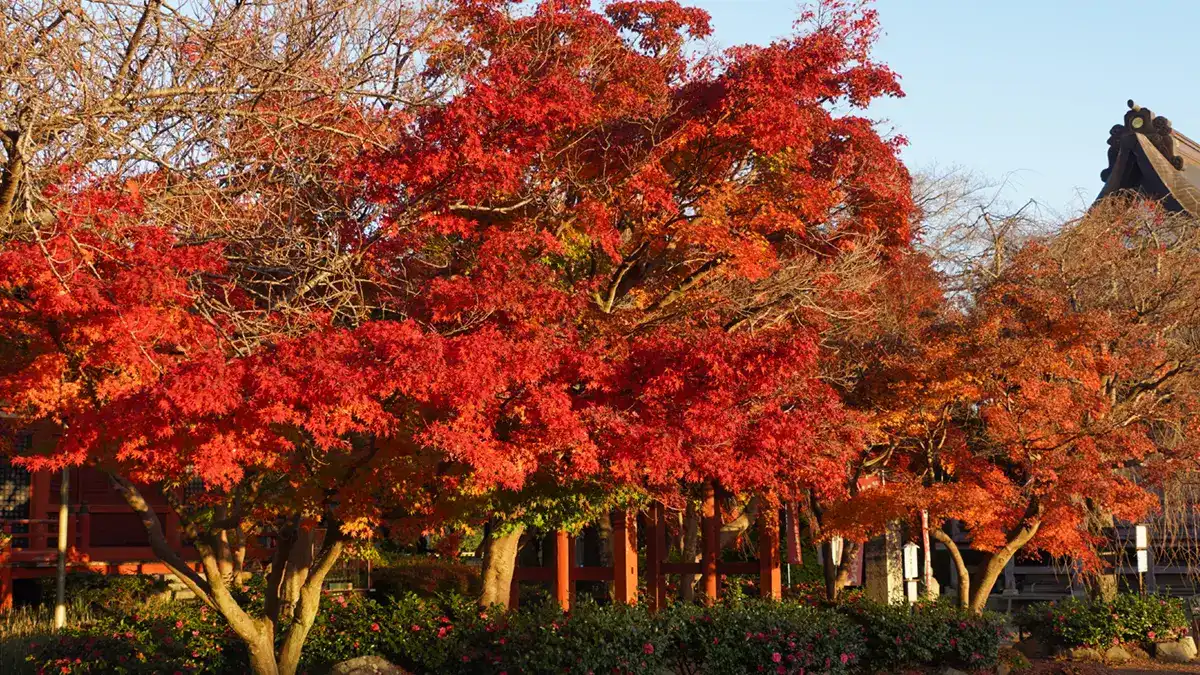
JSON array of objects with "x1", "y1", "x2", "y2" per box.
[{"x1": 1015, "y1": 593, "x2": 1189, "y2": 649}]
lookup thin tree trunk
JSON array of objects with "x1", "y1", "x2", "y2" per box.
[
  {"x1": 719, "y1": 495, "x2": 760, "y2": 549},
  {"x1": 932, "y1": 527, "x2": 970, "y2": 610},
  {"x1": 479, "y1": 522, "x2": 524, "y2": 609},
  {"x1": 827, "y1": 540, "x2": 859, "y2": 602},
  {"x1": 597, "y1": 511, "x2": 614, "y2": 599},
  {"x1": 820, "y1": 539, "x2": 855, "y2": 602},
  {"x1": 681, "y1": 501, "x2": 700, "y2": 603}
]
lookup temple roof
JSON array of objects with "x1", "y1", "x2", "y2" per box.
[{"x1": 1098, "y1": 100, "x2": 1200, "y2": 216}]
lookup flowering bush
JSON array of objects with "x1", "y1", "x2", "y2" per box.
[
  {"x1": 666, "y1": 601, "x2": 864, "y2": 675},
  {"x1": 23, "y1": 585, "x2": 1008, "y2": 674},
  {"x1": 25, "y1": 600, "x2": 242, "y2": 674},
  {"x1": 1015, "y1": 594, "x2": 1189, "y2": 649},
  {"x1": 840, "y1": 600, "x2": 1006, "y2": 671}
]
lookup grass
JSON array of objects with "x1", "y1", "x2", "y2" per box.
[{"x1": 0, "y1": 599, "x2": 97, "y2": 675}]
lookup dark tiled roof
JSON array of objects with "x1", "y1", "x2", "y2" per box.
[{"x1": 1098, "y1": 101, "x2": 1200, "y2": 216}]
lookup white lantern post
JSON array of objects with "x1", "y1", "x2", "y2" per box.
[
  {"x1": 1135, "y1": 524, "x2": 1149, "y2": 594},
  {"x1": 903, "y1": 542, "x2": 920, "y2": 603}
]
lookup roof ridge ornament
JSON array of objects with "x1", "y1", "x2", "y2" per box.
[{"x1": 1102, "y1": 100, "x2": 1185, "y2": 181}]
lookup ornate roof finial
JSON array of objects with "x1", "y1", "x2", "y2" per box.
[{"x1": 1102, "y1": 100, "x2": 1184, "y2": 181}]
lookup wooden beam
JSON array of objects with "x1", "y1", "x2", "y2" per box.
[
  {"x1": 647, "y1": 503, "x2": 666, "y2": 611},
  {"x1": 758, "y1": 507, "x2": 781, "y2": 600},
  {"x1": 554, "y1": 530, "x2": 571, "y2": 611},
  {"x1": 701, "y1": 481, "x2": 720, "y2": 605},
  {"x1": 612, "y1": 510, "x2": 637, "y2": 605}
]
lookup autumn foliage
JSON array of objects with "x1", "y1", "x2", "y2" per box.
[{"x1": 2, "y1": 0, "x2": 1198, "y2": 671}]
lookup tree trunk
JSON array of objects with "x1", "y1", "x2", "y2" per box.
[
  {"x1": 479, "y1": 522, "x2": 524, "y2": 609},
  {"x1": 597, "y1": 511, "x2": 614, "y2": 600},
  {"x1": 681, "y1": 501, "x2": 701, "y2": 603},
  {"x1": 968, "y1": 519, "x2": 1041, "y2": 614},
  {"x1": 1084, "y1": 500, "x2": 1118, "y2": 602},
  {"x1": 247, "y1": 637, "x2": 281, "y2": 675},
  {"x1": 719, "y1": 495, "x2": 760, "y2": 550},
  {"x1": 820, "y1": 539, "x2": 857, "y2": 602},
  {"x1": 932, "y1": 527, "x2": 970, "y2": 610},
  {"x1": 831, "y1": 540, "x2": 859, "y2": 602},
  {"x1": 281, "y1": 529, "x2": 315, "y2": 618}
]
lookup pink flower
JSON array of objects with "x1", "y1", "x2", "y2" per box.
[
  {"x1": 410, "y1": 624, "x2": 420, "y2": 632},
  {"x1": 772, "y1": 652, "x2": 782, "y2": 663},
  {"x1": 840, "y1": 653, "x2": 850, "y2": 664},
  {"x1": 371, "y1": 623, "x2": 380, "y2": 632},
  {"x1": 461, "y1": 655, "x2": 470, "y2": 663},
  {"x1": 1149, "y1": 631, "x2": 1157, "y2": 640},
  {"x1": 175, "y1": 620, "x2": 184, "y2": 629},
  {"x1": 643, "y1": 643, "x2": 655, "y2": 655}
]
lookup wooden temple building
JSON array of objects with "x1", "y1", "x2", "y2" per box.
[
  {"x1": 0, "y1": 427, "x2": 201, "y2": 609},
  {"x1": 1098, "y1": 100, "x2": 1200, "y2": 215}
]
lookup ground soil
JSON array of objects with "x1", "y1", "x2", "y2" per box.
[{"x1": 1025, "y1": 658, "x2": 1200, "y2": 674}]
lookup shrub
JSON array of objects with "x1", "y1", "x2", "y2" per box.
[
  {"x1": 25, "y1": 601, "x2": 243, "y2": 674},
  {"x1": 841, "y1": 600, "x2": 1006, "y2": 671},
  {"x1": 21, "y1": 586, "x2": 1008, "y2": 674},
  {"x1": 38, "y1": 573, "x2": 170, "y2": 616},
  {"x1": 667, "y1": 601, "x2": 865, "y2": 675},
  {"x1": 371, "y1": 556, "x2": 481, "y2": 600},
  {"x1": 1015, "y1": 593, "x2": 1189, "y2": 649}
]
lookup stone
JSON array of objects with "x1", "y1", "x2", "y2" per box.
[
  {"x1": 1154, "y1": 636, "x2": 1198, "y2": 664},
  {"x1": 1066, "y1": 646, "x2": 1104, "y2": 662},
  {"x1": 329, "y1": 656, "x2": 410, "y2": 675},
  {"x1": 922, "y1": 574, "x2": 940, "y2": 600},
  {"x1": 1126, "y1": 644, "x2": 1151, "y2": 660},
  {"x1": 864, "y1": 521, "x2": 905, "y2": 604},
  {"x1": 1104, "y1": 645, "x2": 1133, "y2": 663},
  {"x1": 941, "y1": 668, "x2": 969, "y2": 675},
  {"x1": 1013, "y1": 636, "x2": 1049, "y2": 660}
]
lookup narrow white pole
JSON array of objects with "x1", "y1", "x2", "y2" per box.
[
  {"x1": 921, "y1": 510, "x2": 933, "y2": 598},
  {"x1": 54, "y1": 467, "x2": 68, "y2": 630}
]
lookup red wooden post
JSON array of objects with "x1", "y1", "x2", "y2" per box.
[
  {"x1": 701, "y1": 481, "x2": 720, "y2": 605},
  {"x1": 758, "y1": 506, "x2": 781, "y2": 600},
  {"x1": 0, "y1": 523, "x2": 12, "y2": 611},
  {"x1": 567, "y1": 531, "x2": 578, "y2": 606},
  {"x1": 646, "y1": 503, "x2": 667, "y2": 611},
  {"x1": 612, "y1": 510, "x2": 637, "y2": 605},
  {"x1": 554, "y1": 530, "x2": 571, "y2": 611}
]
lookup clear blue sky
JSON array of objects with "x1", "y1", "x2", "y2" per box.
[{"x1": 689, "y1": 0, "x2": 1200, "y2": 218}]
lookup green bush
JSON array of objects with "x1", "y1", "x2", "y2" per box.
[
  {"x1": 371, "y1": 556, "x2": 481, "y2": 600},
  {"x1": 25, "y1": 601, "x2": 243, "y2": 674},
  {"x1": 23, "y1": 585, "x2": 1008, "y2": 674},
  {"x1": 39, "y1": 573, "x2": 170, "y2": 616},
  {"x1": 1015, "y1": 593, "x2": 1189, "y2": 648},
  {"x1": 841, "y1": 599, "x2": 1006, "y2": 671}
]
